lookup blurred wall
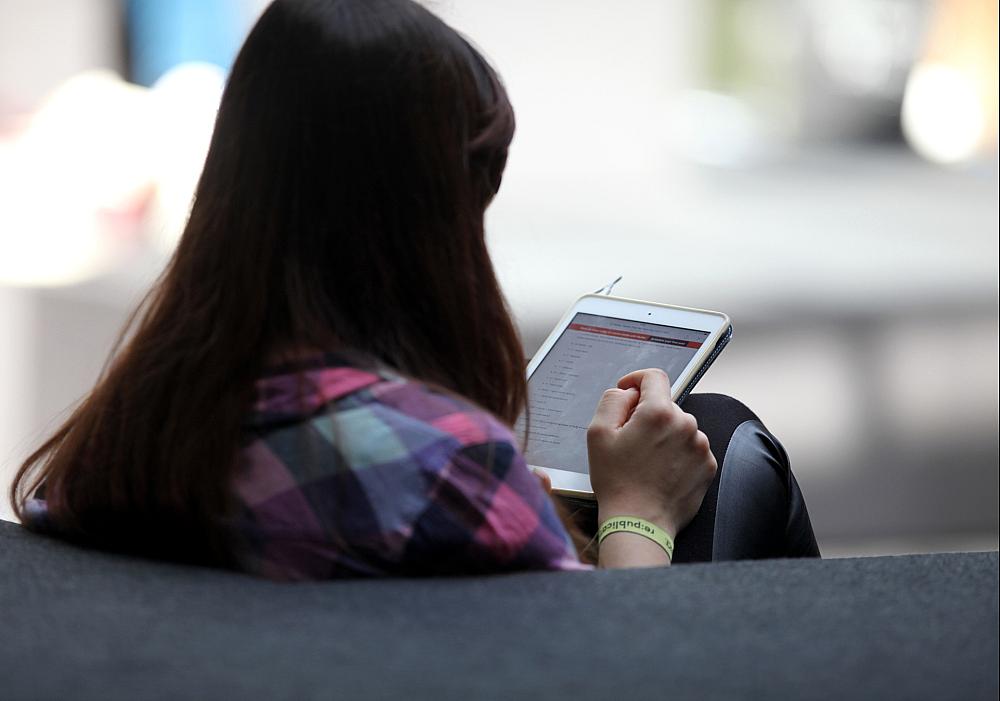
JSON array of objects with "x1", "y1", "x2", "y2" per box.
[{"x1": 0, "y1": 0, "x2": 121, "y2": 110}]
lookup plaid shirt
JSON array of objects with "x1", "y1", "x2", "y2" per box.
[{"x1": 234, "y1": 354, "x2": 587, "y2": 579}]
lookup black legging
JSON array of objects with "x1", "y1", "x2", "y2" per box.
[{"x1": 559, "y1": 393, "x2": 820, "y2": 562}]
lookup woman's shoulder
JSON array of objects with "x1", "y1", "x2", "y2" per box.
[
  {"x1": 364, "y1": 370, "x2": 517, "y2": 450},
  {"x1": 244, "y1": 354, "x2": 519, "y2": 473}
]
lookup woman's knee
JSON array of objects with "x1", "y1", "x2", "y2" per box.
[
  {"x1": 681, "y1": 394, "x2": 761, "y2": 464},
  {"x1": 711, "y1": 419, "x2": 792, "y2": 559}
]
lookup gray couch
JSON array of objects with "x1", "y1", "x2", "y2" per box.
[{"x1": 1, "y1": 519, "x2": 997, "y2": 700}]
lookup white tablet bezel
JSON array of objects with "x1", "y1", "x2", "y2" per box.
[{"x1": 523, "y1": 294, "x2": 731, "y2": 499}]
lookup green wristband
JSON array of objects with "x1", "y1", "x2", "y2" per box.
[{"x1": 597, "y1": 516, "x2": 674, "y2": 561}]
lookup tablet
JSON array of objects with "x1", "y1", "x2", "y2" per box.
[{"x1": 515, "y1": 294, "x2": 732, "y2": 499}]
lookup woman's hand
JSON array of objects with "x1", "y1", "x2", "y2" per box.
[{"x1": 587, "y1": 368, "x2": 717, "y2": 567}]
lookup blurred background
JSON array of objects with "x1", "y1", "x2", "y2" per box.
[{"x1": 0, "y1": 0, "x2": 997, "y2": 556}]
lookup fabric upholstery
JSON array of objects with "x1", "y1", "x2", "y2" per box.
[{"x1": 1, "y1": 520, "x2": 996, "y2": 700}]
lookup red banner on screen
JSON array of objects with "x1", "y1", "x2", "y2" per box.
[{"x1": 569, "y1": 323, "x2": 702, "y2": 348}]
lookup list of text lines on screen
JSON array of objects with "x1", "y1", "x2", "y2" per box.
[{"x1": 517, "y1": 313, "x2": 709, "y2": 475}]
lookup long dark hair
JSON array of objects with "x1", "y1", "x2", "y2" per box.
[{"x1": 10, "y1": 0, "x2": 529, "y2": 565}]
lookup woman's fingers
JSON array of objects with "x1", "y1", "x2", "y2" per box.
[
  {"x1": 533, "y1": 469, "x2": 552, "y2": 493},
  {"x1": 588, "y1": 387, "x2": 640, "y2": 437},
  {"x1": 617, "y1": 368, "x2": 675, "y2": 428},
  {"x1": 617, "y1": 368, "x2": 672, "y2": 405}
]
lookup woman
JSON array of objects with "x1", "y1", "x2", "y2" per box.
[{"x1": 10, "y1": 0, "x2": 817, "y2": 578}]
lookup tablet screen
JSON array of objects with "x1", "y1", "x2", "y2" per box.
[{"x1": 517, "y1": 312, "x2": 709, "y2": 475}]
